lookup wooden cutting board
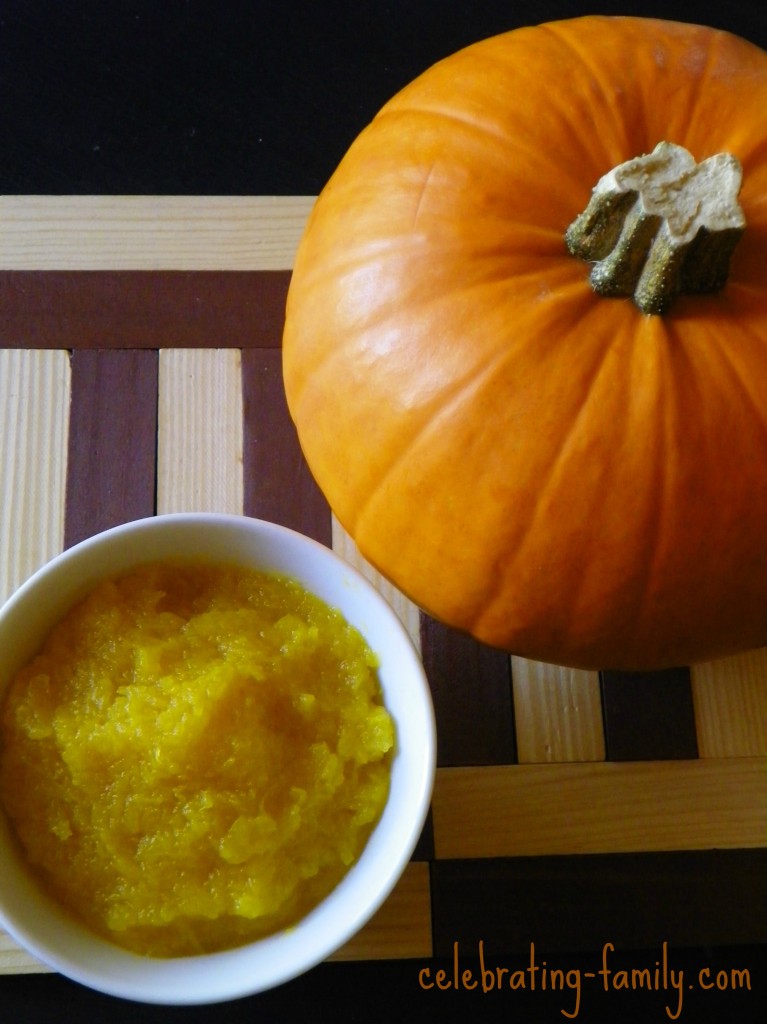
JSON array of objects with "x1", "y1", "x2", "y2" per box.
[{"x1": 1, "y1": 196, "x2": 766, "y2": 975}]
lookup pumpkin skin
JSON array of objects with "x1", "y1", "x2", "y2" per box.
[{"x1": 282, "y1": 15, "x2": 767, "y2": 671}]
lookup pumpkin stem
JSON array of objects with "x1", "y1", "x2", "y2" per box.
[{"x1": 565, "y1": 142, "x2": 745, "y2": 314}]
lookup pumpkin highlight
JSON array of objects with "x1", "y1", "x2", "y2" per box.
[{"x1": 282, "y1": 16, "x2": 767, "y2": 670}]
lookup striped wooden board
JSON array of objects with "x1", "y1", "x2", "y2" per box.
[{"x1": 1, "y1": 197, "x2": 766, "y2": 975}]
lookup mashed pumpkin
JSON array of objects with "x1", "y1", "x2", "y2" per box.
[{"x1": 0, "y1": 561, "x2": 395, "y2": 957}]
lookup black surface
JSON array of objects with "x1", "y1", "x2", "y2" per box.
[
  {"x1": 421, "y1": 615, "x2": 517, "y2": 767},
  {"x1": 600, "y1": 668, "x2": 700, "y2": 761},
  {"x1": 3, "y1": 2, "x2": 767, "y2": 1020},
  {"x1": 2, "y1": 0, "x2": 766, "y2": 197},
  {"x1": 3, "y1": 947, "x2": 766, "y2": 1023},
  {"x1": 431, "y1": 850, "x2": 767, "y2": 955}
]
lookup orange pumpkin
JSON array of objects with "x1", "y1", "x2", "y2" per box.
[{"x1": 282, "y1": 15, "x2": 767, "y2": 671}]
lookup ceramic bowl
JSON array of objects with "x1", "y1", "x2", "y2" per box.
[{"x1": 0, "y1": 513, "x2": 436, "y2": 1004}]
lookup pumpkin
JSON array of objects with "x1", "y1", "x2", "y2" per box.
[{"x1": 282, "y1": 15, "x2": 767, "y2": 671}]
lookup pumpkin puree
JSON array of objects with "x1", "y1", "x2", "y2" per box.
[{"x1": 0, "y1": 562, "x2": 394, "y2": 957}]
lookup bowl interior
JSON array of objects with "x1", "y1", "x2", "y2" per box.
[{"x1": 0, "y1": 513, "x2": 436, "y2": 1004}]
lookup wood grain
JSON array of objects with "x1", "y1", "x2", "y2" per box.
[
  {"x1": 331, "y1": 518, "x2": 422, "y2": 652},
  {"x1": 0, "y1": 349, "x2": 70, "y2": 603},
  {"x1": 600, "y1": 668, "x2": 699, "y2": 761},
  {"x1": 0, "y1": 866, "x2": 433, "y2": 972},
  {"x1": 64, "y1": 349, "x2": 158, "y2": 547},
  {"x1": 431, "y1": 849, "x2": 767, "y2": 955},
  {"x1": 692, "y1": 650, "x2": 767, "y2": 757},
  {"x1": 330, "y1": 863, "x2": 432, "y2": 961},
  {"x1": 0, "y1": 196, "x2": 313, "y2": 270},
  {"x1": 241, "y1": 347, "x2": 331, "y2": 545},
  {"x1": 0, "y1": 271, "x2": 291, "y2": 349},
  {"x1": 3, "y1": 199, "x2": 767, "y2": 974},
  {"x1": 511, "y1": 658, "x2": 605, "y2": 763},
  {"x1": 420, "y1": 617, "x2": 516, "y2": 768},
  {"x1": 157, "y1": 348, "x2": 244, "y2": 515},
  {"x1": 0, "y1": 933, "x2": 48, "y2": 975},
  {"x1": 432, "y1": 758, "x2": 767, "y2": 858}
]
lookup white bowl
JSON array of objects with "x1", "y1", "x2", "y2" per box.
[{"x1": 0, "y1": 513, "x2": 436, "y2": 1005}]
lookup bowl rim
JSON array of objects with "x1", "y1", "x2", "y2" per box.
[{"x1": 0, "y1": 512, "x2": 437, "y2": 1004}]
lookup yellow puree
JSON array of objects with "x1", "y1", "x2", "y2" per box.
[{"x1": 0, "y1": 562, "x2": 394, "y2": 957}]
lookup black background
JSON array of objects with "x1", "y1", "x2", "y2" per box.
[
  {"x1": 2, "y1": 1, "x2": 766, "y2": 1021},
  {"x1": 3, "y1": 0, "x2": 767, "y2": 196}
]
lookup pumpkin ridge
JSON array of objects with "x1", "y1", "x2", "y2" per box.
[
  {"x1": 738, "y1": 137, "x2": 767, "y2": 183},
  {"x1": 452, "y1": 309, "x2": 643, "y2": 642},
  {"x1": 302, "y1": 227, "x2": 562, "y2": 286},
  {"x1": 410, "y1": 160, "x2": 438, "y2": 229},
  {"x1": 377, "y1": 100, "x2": 509, "y2": 150},
  {"x1": 537, "y1": 18, "x2": 641, "y2": 161},
  {"x1": 701, "y1": 317, "x2": 767, "y2": 459},
  {"x1": 469, "y1": 318, "x2": 680, "y2": 659},
  {"x1": 348, "y1": 318, "x2": 549, "y2": 541},
  {"x1": 620, "y1": 324, "x2": 686, "y2": 645},
  {"x1": 485, "y1": 325, "x2": 632, "y2": 555},
  {"x1": 285, "y1": 257, "x2": 570, "y2": 433},
  {"x1": 346, "y1": 280, "x2": 606, "y2": 561},
  {"x1": 628, "y1": 316, "x2": 767, "y2": 647},
  {"x1": 725, "y1": 280, "x2": 767, "y2": 302},
  {"x1": 670, "y1": 28, "x2": 731, "y2": 157},
  {"x1": 375, "y1": 102, "x2": 589, "y2": 207}
]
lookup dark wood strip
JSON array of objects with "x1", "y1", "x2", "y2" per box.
[
  {"x1": 64, "y1": 349, "x2": 158, "y2": 548},
  {"x1": 241, "y1": 347, "x2": 331, "y2": 546},
  {"x1": 4, "y1": 953, "x2": 766, "y2": 1022},
  {"x1": 420, "y1": 616, "x2": 516, "y2": 767},
  {"x1": 411, "y1": 809, "x2": 435, "y2": 863},
  {"x1": 600, "y1": 668, "x2": 699, "y2": 762},
  {"x1": 0, "y1": 270, "x2": 290, "y2": 349},
  {"x1": 431, "y1": 850, "x2": 767, "y2": 957}
]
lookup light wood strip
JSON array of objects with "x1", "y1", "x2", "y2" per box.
[
  {"x1": 0, "y1": 196, "x2": 314, "y2": 271},
  {"x1": 0, "y1": 349, "x2": 70, "y2": 604},
  {"x1": 329, "y1": 862, "x2": 432, "y2": 961},
  {"x1": 0, "y1": 863, "x2": 432, "y2": 972},
  {"x1": 511, "y1": 657, "x2": 605, "y2": 763},
  {"x1": 432, "y1": 758, "x2": 767, "y2": 859},
  {"x1": 0, "y1": 931, "x2": 49, "y2": 975},
  {"x1": 332, "y1": 517, "x2": 422, "y2": 653},
  {"x1": 691, "y1": 651, "x2": 767, "y2": 757},
  {"x1": 157, "y1": 349, "x2": 244, "y2": 515}
]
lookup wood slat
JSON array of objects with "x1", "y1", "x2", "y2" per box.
[
  {"x1": 4, "y1": 230, "x2": 767, "y2": 978},
  {"x1": 511, "y1": 657, "x2": 605, "y2": 763},
  {"x1": 329, "y1": 516, "x2": 435, "y2": 861},
  {"x1": 241, "y1": 347, "x2": 331, "y2": 546},
  {"x1": 64, "y1": 349, "x2": 158, "y2": 547},
  {"x1": 432, "y1": 758, "x2": 767, "y2": 858},
  {"x1": 0, "y1": 271, "x2": 291, "y2": 350},
  {"x1": 331, "y1": 518, "x2": 422, "y2": 653},
  {"x1": 329, "y1": 863, "x2": 432, "y2": 961},
  {"x1": 431, "y1": 849, "x2": 767, "y2": 955},
  {"x1": 0, "y1": 349, "x2": 70, "y2": 603},
  {"x1": 0, "y1": 349, "x2": 68, "y2": 973},
  {"x1": 0, "y1": 932, "x2": 48, "y2": 975},
  {"x1": 0, "y1": 196, "x2": 313, "y2": 270},
  {"x1": 420, "y1": 617, "x2": 516, "y2": 768},
  {"x1": 157, "y1": 348, "x2": 244, "y2": 515},
  {"x1": 600, "y1": 668, "x2": 699, "y2": 761},
  {"x1": 692, "y1": 650, "x2": 767, "y2": 757},
  {"x1": 0, "y1": 864, "x2": 433, "y2": 974}
]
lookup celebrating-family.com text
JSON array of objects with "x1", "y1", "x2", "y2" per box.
[{"x1": 417, "y1": 941, "x2": 752, "y2": 1019}]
